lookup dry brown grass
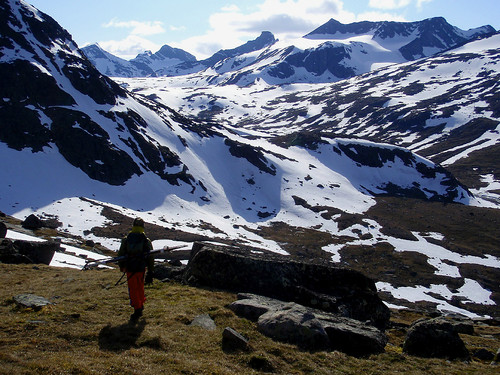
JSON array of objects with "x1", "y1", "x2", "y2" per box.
[{"x1": 0, "y1": 263, "x2": 498, "y2": 374}]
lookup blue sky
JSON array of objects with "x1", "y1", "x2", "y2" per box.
[{"x1": 27, "y1": 0, "x2": 500, "y2": 60}]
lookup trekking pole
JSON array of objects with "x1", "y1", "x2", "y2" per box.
[{"x1": 82, "y1": 244, "x2": 188, "y2": 270}]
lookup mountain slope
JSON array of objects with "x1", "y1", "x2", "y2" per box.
[{"x1": 125, "y1": 32, "x2": 500, "y2": 202}]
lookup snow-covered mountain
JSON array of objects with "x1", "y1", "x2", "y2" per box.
[
  {"x1": 84, "y1": 17, "x2": 495, "y2": 86},
  {"x1": 1, "y1": 0, "x2": 499, "y2": 318},
  {"x1": 0, "y1": 0, "x2": 471, "y2": 231},
  {"x1": 122, "y1": 32, "x2": 500, "y2": 204},
  {"x1": 81, "y1": 43, "x2": 197, "y2": 78},
  {"x1": 81, "y1": 43, "x2": 152, "y2": 77}
]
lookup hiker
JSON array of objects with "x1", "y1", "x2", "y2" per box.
[{"x1": 118, "y1": 217, "x2": 154, "y2": 321}]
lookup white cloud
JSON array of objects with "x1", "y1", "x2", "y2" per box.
[
  {"x1": 97, "y1": 0, "x2": 412, "y2": 61},
  {"x1": 177, "y1": 0, "x2": 357, "y2": 58},
  {"x1": 221, "y1": 4, "x2": 240, "y2": 12},
  {"x1": 369, "y1": 0, "x2": 411, "y2": 9},
  {"x1": 98, "y1": 35, "x2": 162, "y2": 60},
  {"x1": 416, "y1": 0, "x2": 433, "y2": 9},
  {"x1": 356, "y1": 11, "x2": 408, "y2": 23},
  {"x1": 103, "y1": 18, "x2": 166, "y2": 36},
  {"x1": 99, "y1": 18, "x2": 168, "y2": 59},
  {"x1": 169, "y1": 25, "x2": 187, "y2": 32}
]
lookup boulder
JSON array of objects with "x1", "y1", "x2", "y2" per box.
[
  {"x1": 0, "y1": 221, "x2": 7, "y2": 238},
  {"x1": 0, "y1": 238, "x2": 58, "y2": 265},
  {"x1": 229, "y1": 293, "x2": 387, "y2": 356},
  {"x1": 403, "y1": 318, "x2": 470, "y2": 360},
  {"x1": 189, "y1": 314, "x2": 216, "y2": 330},
  {"x1": 21, "y1": 214, "x2": 62, "y2": 230},
  {"x1": 258, "y1": 305, "x2": 331, "y2": 351},
  {"x1": 22, "y1": 214, "x2": 44, "y2": 230},
  {"x1": 184, "y1": 242, "x2": 390, "y2": 329},
  {"x1": 222, "y1": 327, "x2": 249, "y2": 352},
  {"x1": 14, "y1": 294, "x2": 52, "y2": 310},
  {"x1": 153, "y1": 263, "x2": 186, "y2": 282},
  {"x1": 472, "y1": 348, "x2": 494, "y2": 361}
]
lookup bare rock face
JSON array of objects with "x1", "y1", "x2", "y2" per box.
[{"x1": 184, "y1": 242, "x2": 390, "y2": 329}]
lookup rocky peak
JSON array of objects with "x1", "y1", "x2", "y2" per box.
[
  {"x1": 305, "y1": 18, "x2": 388, "y2": 38},
  {"x1": 156, "y1": 44, "x2": 197, "y2": 62},
  {"x1": 201, "y1": 31, "x2": 276, "y2": 67}
]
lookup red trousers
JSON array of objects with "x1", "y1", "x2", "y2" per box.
[{"x1": 127, "y1": 271, "x2": 146, "y2": 309}]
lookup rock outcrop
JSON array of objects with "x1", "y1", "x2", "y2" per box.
[{"x1": 184, "y1": 243, "x2": 390, "y2": 329}]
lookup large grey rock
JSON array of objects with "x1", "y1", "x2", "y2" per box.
[
  {"x1": 0, "y1": 238, "x2": 58, "y2": 265},
  {"x1": 184, "y1": 243, "x2": 390, "y2": 329},
  {"x1": 258, "y1": 305, "x2": 331, "y2": 351},
  {"x1": 403, "y1": 318, "x2": 470, "y2": 359},
  {"x1": 229, "y1": 293, "x2": 280, "y2": 321},
  {"x1": 229, "y1": 293, "x2": 387, "y2": 356}
]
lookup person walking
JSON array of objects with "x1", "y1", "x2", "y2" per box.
[{"x1": 118, "y1": 217, "x2": 154, "y2": 321}]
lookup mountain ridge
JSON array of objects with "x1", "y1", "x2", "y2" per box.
[{"x1": 82, "y1": 16, "x2": 496, "y2": 85}]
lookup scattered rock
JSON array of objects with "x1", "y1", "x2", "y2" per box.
[
  {"x1": 229, "y1": 293, "x2": 387, "y2": 356},
  {"x1": 472, "y1": 348, "x2": 494, "y2": 361},
  {"x1": 153, "y1": 263, "x2": 186, "y2": 282},
  {"x1": 493, "y1": 348, "x2": 500, "y2": 364},
  {"x1": 21, "y1": 214, "x2": 62, "y2": 230},
  {"x1": 248, "y1": 355, "x2": 275, "y2": 372},
  {"x1": 22, "y1": 214, "x2": 44, "y2": 230},
  {"x1": 403, "y1": 318, "x2": 470, "y2": 360},
  {"x1": 184, "y1": 242, "x2": 390, "y2": 329},
  {"x1": 189, "y1": 314, "x2": 216, "y2": 330},
  {"x1": 222, "y1": 327, "x2": 249, "y2": 352},
  {"x1": 14, "y1": 294, "x2": 52, "y2": 310}
]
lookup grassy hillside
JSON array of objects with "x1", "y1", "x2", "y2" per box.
[{"x1": 0, "y1": 263, "x2": 498, "y2": 374}]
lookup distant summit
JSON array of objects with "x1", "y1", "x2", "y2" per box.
[
  {"x1": 201, "y1": 31, "x2": 277, "y2": 67},
  {"x1": 82, "y1": 43, "x2": 196, "y2": 78},
  {"x1": 81, "y1": 43, "x2": 151, "y2": 77},
  {"x1": 130, "y1": 44, "x2": 197, "y2": 75},
  {"x1": 83, "y1": 17, "x2": 495, "y2": 85},
  {"x1": 305, "y1": 17, "x2": 496, "y2": 60}
]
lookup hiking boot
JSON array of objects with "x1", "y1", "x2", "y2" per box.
[{"x1": 130, "y1": 308, "x2": 143, "y2": 322}]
